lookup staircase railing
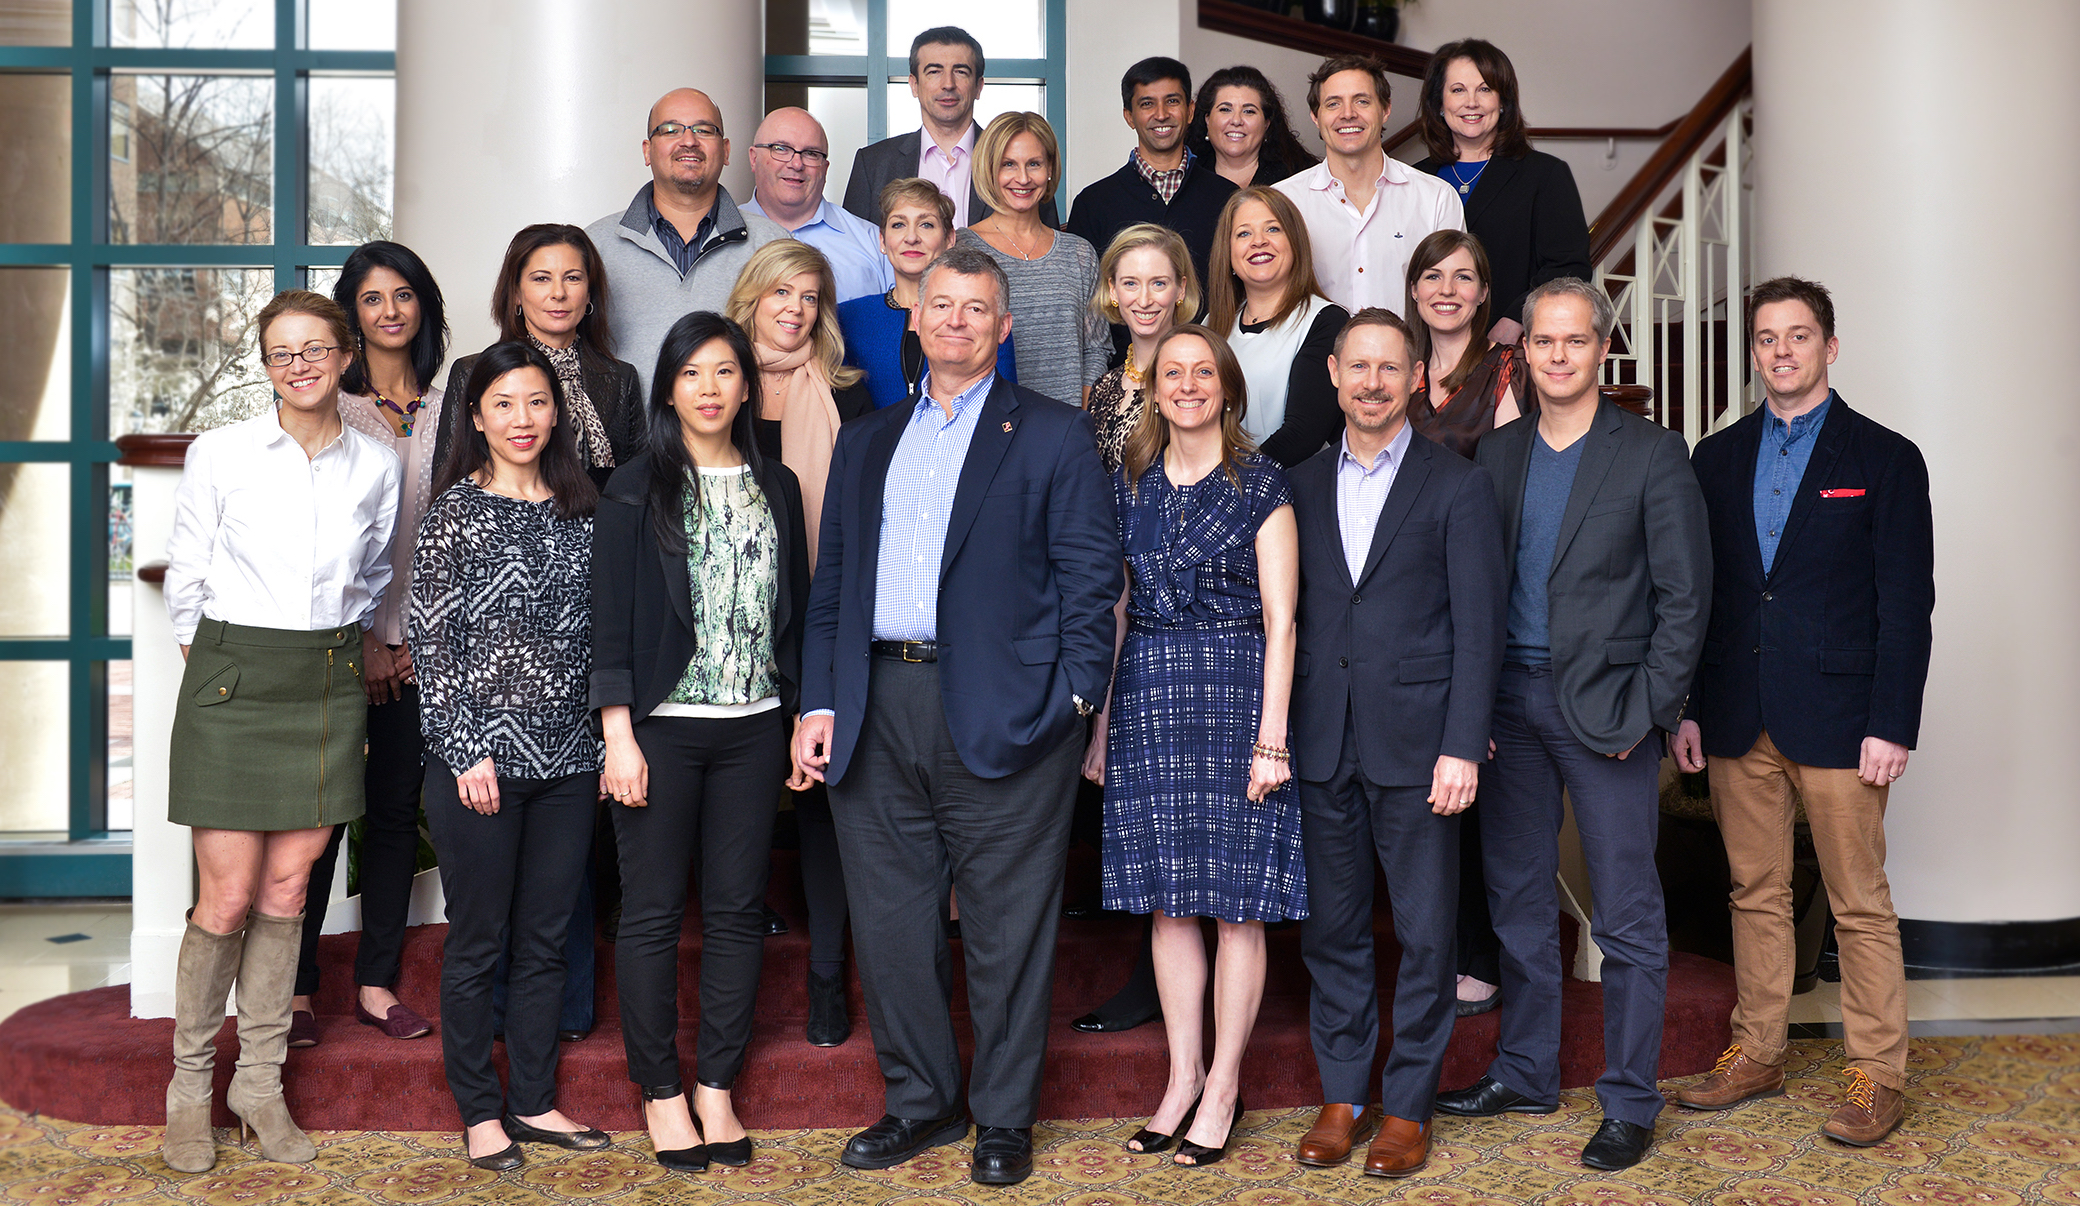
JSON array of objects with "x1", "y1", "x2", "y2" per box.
[{"x1": 1591, "y1": 48, "x2": 1754, "y2": 446}]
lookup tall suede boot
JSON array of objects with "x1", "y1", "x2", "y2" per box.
[
  {"x1": 164, "y1": 914, "x2": 245, "y2": 1173},
  {"x1": 225, "y1": 911, "x2": 317, "y2": 1163}
]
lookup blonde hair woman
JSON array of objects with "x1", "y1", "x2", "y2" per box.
[
  {"x1": 1087, "y1": 224, "x2": 1200, "y2": 472},
  {"x1": 724, "y1": 239, "x2": 872, "y2": 566},
  {"x1": 958, "y1": 111, "x2": 1111, "y2": 406}
]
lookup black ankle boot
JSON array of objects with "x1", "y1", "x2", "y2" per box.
[{"x1": 806, "y1": 970, "x2": 852, "y2": 1047}]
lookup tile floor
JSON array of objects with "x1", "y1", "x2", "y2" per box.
[{"x1": 4, "y1": 902, "x2": 2077, "y2": 1034}]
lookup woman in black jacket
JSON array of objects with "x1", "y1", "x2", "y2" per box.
[
  {"x1": 1412, "y1": 39, "x2": 1592, "y2": 344},
  {"x1": 436, "y1": 223, "x2": 646, "y2": 489},
  {"x1": 592, "y1": 312, "x2": 809, "y2": 1175}
]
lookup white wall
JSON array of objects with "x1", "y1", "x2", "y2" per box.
[{"x1": 1063, "y1": 0, "x2": 1184, "y2": 201}]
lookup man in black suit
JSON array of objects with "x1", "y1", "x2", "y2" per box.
[
  {"x1": 794, "y1": 243, "x2": 1122, "y2": 1186},
  {"x1": 840, "y1": 26, "x2": 1061, "y2": 230},
  {"x1": 1439, "y1": 278, "x2": 1710, "y2": 1171},
  {"x1": 1671, "y1": 277, "x2": 1932, "y2": 1147},
  {"x1": 1287, "y1": 309, "x2": 1506, "y2": 1177}
]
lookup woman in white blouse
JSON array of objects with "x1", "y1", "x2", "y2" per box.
[
  {"x1": 160, "y1": 290, "x2": 401, "y2": 1174},
  {"x1": 286, "y1": 242, "x2": 451, "y2": 1049}
]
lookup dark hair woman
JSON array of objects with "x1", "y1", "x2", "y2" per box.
[
  {"x1": 1186, "y1": 65, "x2": 1320, "y2": 190},
  {"x1": 592, "y1": 312, "x2": 810, "y2": 1174},
  {"x1": 1091, "y1": 323, "x2": 1303, "y2": 1168},
  {"x1": 161, "y1": 290, "x2": 401, "y2": 1173},
  {"x1": 288, "y1": 241, "x2": 452, "y2": 1050},
  {"x1": 434, "y1": 223, "x2": 646, "y2": 490},
  {"x1": 413, "y1": 341, "x2": 605, "y2": 1172},
  {"x1": 1413, "y1": 39, "x2": 1592, "y2": 344},
  {"x1": 1405, "y1": 229, "x2": 1528, "y2": 459}
]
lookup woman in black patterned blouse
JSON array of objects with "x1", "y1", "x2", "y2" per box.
[{"x1": 411, "y1": 341, "x2": 607, "y2": 1172}]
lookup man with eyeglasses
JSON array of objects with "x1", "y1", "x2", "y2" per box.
[
  {"x1": 588, "y1": 87, "x2": 785, "y2": 395},
  {"x1": 741, "y1": 107, "x2": 894, "y2": 304}
]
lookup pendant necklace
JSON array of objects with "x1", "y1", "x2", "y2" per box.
[
  {"x1": 373, "y1": 388, "x2": 425, "y2": 437},
  {"x1": 1453, "y1": 158, "x2": 1491, "y2": 196}
]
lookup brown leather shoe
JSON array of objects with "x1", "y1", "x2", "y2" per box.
[
  {"x1": 1677, "y1": 1044, "x2": 1785, "y2": 1110},
  {"x1": 1362, "y1": 1115, "x2": 1430, "y2": 1178},
  {"x1": 1296, "y1": 1104, "x2": 1379, "y2": 1167},
  {"x1": 1823, "y1": 1068, "x2": 1904, "y2": 1146}
]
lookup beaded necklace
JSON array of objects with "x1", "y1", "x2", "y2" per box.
[{"x1": 371, "y1": 388, "x2": 425, "y2": 437}]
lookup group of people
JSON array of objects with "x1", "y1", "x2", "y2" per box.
[{"x1": 153, "y1": 23, "x2": 1936, "y2": 1193}]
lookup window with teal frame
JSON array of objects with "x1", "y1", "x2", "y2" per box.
[{"x1": 0, "y1": 0, "x2": 396, "y2": 897}]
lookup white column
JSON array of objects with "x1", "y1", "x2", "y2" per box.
[
  {"x1": 394, "y1": 0, "x2": 763, "y2": 357},
  {"x1": 1751, "y1": 0, "x2": 2080, "y2": 925},
  {"x1": 128, "y1": 458, "x2": 189, "y2": 1019}
]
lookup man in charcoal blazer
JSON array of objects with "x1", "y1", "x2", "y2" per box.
[
  {"x1": 1439, "y1": 278, "x2": 1710, "y2": 1172},
  {"x1": 1287, "y1": 308, "x2": 1506, "y2": 1177},
  {"x1": 794, "y1": 244, "x2": 1121, "y2": 1186}
]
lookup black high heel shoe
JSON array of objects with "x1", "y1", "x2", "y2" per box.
[
  {"x1": 1127, "y1": 1091, "x2": 1203, "y2": 1154},
  {"x1": 641, "y1": 1082, "x2": 708, "y2": 1173},
  {"x1": 1174, "y1": 1096, "x2": 1245, "y2": 1167}
]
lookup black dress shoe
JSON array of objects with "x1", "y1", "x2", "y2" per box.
[
  {"x1": 971, "y1": 1126, "x2": 1033, "y2": 1185},
  {"x1": 1434, "y1": 1075, "x2": 1558, "y2": 1118},
  {"x1": 467, "y1": 1141, "x2": 523, "y2": 1171},
  {"x1": 503, "y1": 1114, "x2": 611, "y2": 1150},
  {"x1": 762, "y1": 904, "x2": 790, "y2": 936},
  {"x1": 1069, "y1": 1005, "x2": 1160, "y2": 1034},
  {"x1": 839, "y1": 1113, "x2": 968, "y2": 1170},
  {"x1": 557, "y1": 1027, "x2": 592, "y2": 1043},
  {"x1": 1060, "y1": 900, "x2": 1103, "y2": 920},
  {"x1": 1580, "y1": 1118, "x2": 1654, "y2": 1170},
  {"x1": 806, "y1": 970, "x2": 852, "y2": 1047},
  {"x1": 946, "y1": 918, "x2": 962, "y2": 941}
]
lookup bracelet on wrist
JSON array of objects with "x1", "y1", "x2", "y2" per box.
[{"x1": 1251, "y1": 742, "x2": 1290, "y2": 762}]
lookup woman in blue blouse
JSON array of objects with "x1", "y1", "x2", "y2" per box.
[
  {"x1": 837, "y1": 177, "x2": 1015, "y2": 408},
  {"x1": 412, "y1": 341, "x2": 607, "y2": 1171}
]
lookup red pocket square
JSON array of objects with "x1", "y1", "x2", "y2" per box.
[{"x1": 1819, "y1": 488, "x2": 1866, "y2": 498}]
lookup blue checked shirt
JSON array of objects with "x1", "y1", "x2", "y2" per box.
[
  {"x1": 871, "y1": 369, "x2": 995, "y2": 640},
  {"x1": 1335, "y1": 422, "x2": 1412, "y2": 583},
  {"x1": 1754, "y1": 392, "x2": 1832, "y2": 573}
]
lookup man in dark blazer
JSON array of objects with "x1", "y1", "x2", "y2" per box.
[
  {"x1": 841, "y1": 26, "x2": 1061, "y2": 230},
  {"x1": 794, "y1": 243, "x2": 1122, "y2": 1186},
  {"x1": 1439, "y1": 278, "x2": 1710, "y2": 1172},
  {"x1": 1287, "y1": 309, "x2": 1506, "y2": 1177},
  {"x1": 1671, "y1": 277, "x2": 1933, "y2": 1147}
]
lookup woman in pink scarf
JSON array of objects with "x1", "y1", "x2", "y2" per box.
[{"x1": 722, "y1": 239, "x2": 872, "y2": 1048}]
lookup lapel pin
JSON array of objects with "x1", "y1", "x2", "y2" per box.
[{"x1": 1002, "y1": 421, "x2": 1014, "y2": 433}]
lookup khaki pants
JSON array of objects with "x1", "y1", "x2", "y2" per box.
[{"x1": 1709, "y1": 730, "x2": 1909, "y2": 1088}]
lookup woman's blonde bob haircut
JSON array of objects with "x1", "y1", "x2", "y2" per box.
[
  {"x1": 722, "y1": 239, "x2": 864, "y2": 389},
  {"x1": 1092, "y1": 223, "x2": 1201, "y2": 328},
  {"x1": 972, "y1": 111, "x2": 1062, "y2": 214}
]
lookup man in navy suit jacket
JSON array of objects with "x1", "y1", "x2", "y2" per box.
[
  {"x1": 1286, "y1": 309, "x2": 1506, "y2": 1177},
  {"x1": 1671, "y1": 277, "x2": 1933, "y2": 1147},
  {"x1": 795, "y1": 243, "x2": 1122, "y2": 1186}
]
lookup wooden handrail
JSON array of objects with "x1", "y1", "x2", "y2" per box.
[
  {"x1": 1196, "y1": 0, "x2": 1430, "y2": 77},
  {"x1": 136, "y1": 561, "x2": 168, "y2": 585},
  {"x1": 115, "y1": 432, "x2": 196, "y2": 468},
  {"x1": 1587, "y1": 46, "x2": 1751, "y2": 264}
]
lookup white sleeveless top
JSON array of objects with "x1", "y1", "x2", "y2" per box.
[{"x1": 1228, "y1": 293, "x2": 1335, "y2": 446}]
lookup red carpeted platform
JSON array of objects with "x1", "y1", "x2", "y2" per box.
[{"x1": 0, "y1": 852, "x2": 1733, "y2": 1130}]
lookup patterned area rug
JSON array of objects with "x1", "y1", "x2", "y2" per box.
[{"x1": 5, "y1": 1035, "x2": 2078, "y2": 1205}]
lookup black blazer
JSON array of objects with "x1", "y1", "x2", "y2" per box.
[
  {"x1": 588, "y1": 453, "x2": 810, "y2": 722},
  {"x1": 435, "y1": 345, "x2": 647, "y2": 490},
  {"x1": 1288, "y1": 432, "x2": 1507, "y2": 787},
  {"x1": 1415, "y1": 151, "x2": 1591, "y2": 330},
  {"x1": 1687, "y1": 395, "x2": 1933, "y2": 768},
  {"x1": 1477, "y1": 399, "x2": 1712, "y2": 753},
  {"x1": 1064, "y1": 154, "x2": 1237, "y2": 288},
  {"x1": 801, "y1": 375, "x2": 1123, "y2": 782},
  {"x1": 842, "y1": 125, "x2": 1062, "y2": 229}
]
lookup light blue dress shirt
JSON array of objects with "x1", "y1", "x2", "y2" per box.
[
  {"x1": 1334, "y1": 421, "x2": 1413, "y2": 583},
  {"x1": 1753, "y1": 391, "x2": 1832, "y2": 573},
  {"x1": 740, "y1": 194, "x2": 896, "y2": 303},
  {"x1": 871, "y1": 370, "x2": 994, "y2": 640}
]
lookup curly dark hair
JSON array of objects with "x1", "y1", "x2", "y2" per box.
[{"x1": 1186, "y1": 65, "x2": 1320, "y2": 181}]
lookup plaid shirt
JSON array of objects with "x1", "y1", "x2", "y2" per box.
[{"x1": 1132, "y1": 147, "x2": 1193, "y2": 206}]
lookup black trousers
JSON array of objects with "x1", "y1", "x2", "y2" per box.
[
  {"x1": 792, "y1": 782, "x2": 850, "y2": 977},
  {"x1": 828, "y1": 657, "x2": 1081, "y2": 1128},
  {"x1": 613, "y1": 711, "x2": 790, "y2": 1090},
  {"x1": 297, "y1": 690, "x2": 425, "y2": 996},
  {"x1": 1298, "y1": 718, "x2": 1460, "y2": 1118},
  {"x1": 1482, "y1": 664, "x2": 1667, "y2": 1127},
  {"x1": 423, "y1": 760, "x2": 595, "y2": 1125}
]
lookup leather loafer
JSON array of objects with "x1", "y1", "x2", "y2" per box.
[
  {"x1": 558, "y1": 1027, "x2": 592, "y2": 1043},
  {"x1": 1296, "y1": 1103, "x2": 1378, "y2": 1166},
  {"x1": 1363, "y1": 1115, "x2": 1430, "y2": 1178},
  {"x1": 356, "y1": 1000, "x2": 433, "y2": 1040},
  {"x1": 971, "y1": 1125, "x2": 1033, "y2": 1185},
  {"x1": 839, "y1": 1113, "x2": 968, "y2": 1170},
  {"x1": 288, "y1": 1008, "x2": 320, "y2": 1048},
  {"x1": 1435, "y1": 1075, "x2": 1558, "y2": 1117},
  {"x1": 1580, "y1": 1118, "x2": 1654, "y2": 1170}
]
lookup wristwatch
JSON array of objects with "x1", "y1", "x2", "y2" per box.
[{"x1": 1072, "y1": 694, "x2": 1096, "y2": 718}]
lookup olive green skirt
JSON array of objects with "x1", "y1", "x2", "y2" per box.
[{"x1": 169, "y1": 618, "x2": 368, "y2": 832}]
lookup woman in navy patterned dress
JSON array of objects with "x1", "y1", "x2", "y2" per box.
[{"x1": 1088, "y1": 324, "x2": 1303, "y2": 1167}]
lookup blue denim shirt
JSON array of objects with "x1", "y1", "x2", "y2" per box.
[{"x1": 1753, "y1": 391, "x2": 1833, "y2": 572}]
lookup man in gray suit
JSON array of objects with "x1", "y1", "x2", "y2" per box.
[
  {"x1": 840, "y1": 26, "x2": 1060, "y2": 230},
  {"x1": 1437, "y1": 278, "x2": 1710, "y2": 1172}
]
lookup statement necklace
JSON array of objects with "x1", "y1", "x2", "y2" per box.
[
  {"x1": 1122, "y1": 346, "x2": 1145, "y2": 388},
  {"x1": 372, "y1": 388, "x2": 425, "y2": 436},
  {"x1": 1449, "y1": 158, "x2": 1492, "y2": 196}
]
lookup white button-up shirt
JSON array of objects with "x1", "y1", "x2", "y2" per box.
[
  {"x1": 918, "y1": 124, "x2": 978, "y2": 230},
  {"x1": 165, "y1": 407, "x2": 401, "y2": 643},
  {"x1": 1274, "y1": 156, "x2": 1464, "y2": 316},
  {"x1": 740, "y1": 194, "x2": 896, "y2": 303}
]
